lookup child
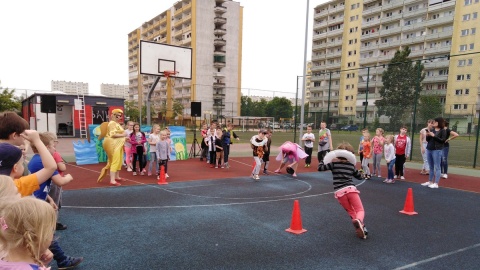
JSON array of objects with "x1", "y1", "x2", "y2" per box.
[
  {"x1": 165, "y1": 128, "x2": 173, "y2": 178},
  {"x1": 361, "y1": 133, "x2": 372, "y2": 179},
  {"x1": 0, "y1": 197, "x2": 56, "y2": 269},
  {"x1": 156, "y1": 130, "x2": 171, "y2": 179},
  {"x1": 317, "y1": 121, "x2": 332, "y2": 163},
  {"x1": 129, "y1": 123, "x2": 147, "y2": 176},
  {"x1": 221, "y1": 123, "x2": 233, "y2": 168},
  {"x1": 274, "y1": 141, "x2": 308, "y2": 177},
  {"x1": 207, "y1": 128, "x2": 217, "y2": 168},
  {"x1": 301, "y1": 125, "x2": 315, "y2": 167},
  {"x1": 371, "y1": 128, "x2": 385, "y2": 177},
  {"x1": 384, "y1": 135, "x2": 396, "y2": 184},
  {"x1": 357, "y1": 128, "x2": 368, "y2": 170},
  {"x1": 18, "y1": 142, "x2": 31, "y2": 176},
  {"x1": 148, "y1": 124, "x2": 161, "y2": 176},
  {"x1": 200, "y1": 124, "x2": 208, "y2": 162},
  {"x1": 45, "y1": 132, "x2": 68, "y2": 231},
  {"x1": 317, "y1": 142, "x2": 368, "y2": 239},
  {"x1": 394, "y1": 126, "x2": 411, "y2": 180},
  {"x1": 250, "y1": 130, "x2": 268, "y2": 180},
  {"x1": 262, "y1": 129, "x2": 272, "y2": 175},
  {"x1": 215, "y1": 128, "x2": 224, "y2": 168}
]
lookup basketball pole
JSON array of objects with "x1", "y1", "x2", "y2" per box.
[{"x1": 146, "y1": 76, "x2": 161, "y2": 126}]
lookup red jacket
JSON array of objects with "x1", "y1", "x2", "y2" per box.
[{"x1": 129, "y1": 132, "x2": 147, "y2": 154}]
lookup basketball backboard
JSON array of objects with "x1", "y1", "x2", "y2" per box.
[{"x1": 139, "y1": 40, "x2": 192, "y2": 79}]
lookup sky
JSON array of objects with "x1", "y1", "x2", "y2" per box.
[{"x1": 0, "y1": 0, "x2": 328, "y2": 98}]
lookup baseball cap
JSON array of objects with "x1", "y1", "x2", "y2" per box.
[{"x1": 0, "y1": 143, "x2": 23, "y2": 176}]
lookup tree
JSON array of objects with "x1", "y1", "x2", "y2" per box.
[
  {"x1": 265, "y1": 97, "x2": 293, "y2": 121},
  {"x1": 376, "y1": 47, "x2": 424, "y2": 130},
  {"x1": 417, "y1": 95, "x2": 443, "y2": 122},
  {"x1": 0, "y1": 84, "x2": 21, "y2": 112},
  {"x1": 124, "y1": 100, "x2": 139, "y2": 122},
  {"x1": 171, "y1": 99, "x2": 184, "y2": 118},
  {"x1": 241, "y1": 96, "x2": 253, "y2": 116}
]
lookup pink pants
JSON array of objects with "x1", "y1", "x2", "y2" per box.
[
  {"x1": 124, "y1": 146, "x2": 132, "y2": 167},
  {"x1": 334, "y1": 186, "x2": 365, "y2": 223}
]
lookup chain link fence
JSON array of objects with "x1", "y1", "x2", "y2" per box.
[{"x1": 305, "y1": 51, "x2": 480, "y2": 168}]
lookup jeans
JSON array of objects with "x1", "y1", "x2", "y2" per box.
[
  {"x1": 421, "y1": 142, "x2": 429, "y2": 171},
  {"x1": 427, "y1": 149, "x2": 443, "y2": 184},
  {"x1": 387, "y1": 159, "x2": 395, "y2": 180},
  {"x1": 441, "y1": 146, "x2": 449, "y2": 174},
  {"x1": 223, "y1": 143, "x2": 230, "y2": 163},
  {"x1": 305, "y1": 147, "x2": 313, "y2": 165},
  {"x1": 372, "y1": 153, "x2": 382, "y2": 175},
  {"x1": 148, "y1": 152, "x2": 158, "y2": 174}
]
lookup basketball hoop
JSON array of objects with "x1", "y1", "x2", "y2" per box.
[{"x1": 163, "y1": 70, "x2": 178, "y2": 87}]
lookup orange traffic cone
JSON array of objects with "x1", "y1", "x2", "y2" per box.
[
  {"x1": 157, "y1": 165, "x2": 168, "y2": 185},
  {"x1": 285, "y1": 200, "x2": 307, "y2": 234},
  {"x1": 399, "y1": 188, "x2": 418, "y2": 215}
]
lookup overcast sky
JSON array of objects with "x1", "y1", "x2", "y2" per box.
[{"x1": 0, "y1": 0, "x2": 328, "y2": 98}]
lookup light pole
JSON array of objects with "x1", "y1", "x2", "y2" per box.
[{"x1": 299, "y1": 0, "x2": 310, "y2": 143}]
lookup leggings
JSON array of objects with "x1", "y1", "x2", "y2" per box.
[
  {"x1": 132, "y1": 146, "x2": 146, "y2": 172},
  {"x1": 158, "y1": 159, "x2": 168, "y2": 173},
  {"x1": 395, "y1": 154, "x2": 406, "y2": 177},
  {"x1": 148, "y1": 152, "x2": 158, "y2": 174},
  {"x1": 252, "y1": 156, "x2": 262, "y2": 175},
  {"x1": 209, "y1": 151, "x2": 216, "y2": 165},
  {"x1": 124, "y1": 146, "x2": 132, "y2": 168},
  {"x1": 336, "y1": 192, "x2": 365, "y2": 224},
  {"x1": 421, "y1": 142, "x2": 429, "y2": 171},
  {"x1": 305, "y1": 147, "x2": 313, "y2": 165},
  {"x1": 362, "y1": 158, "x2": 370, "y2": 176},
  {"x1": 372, "y1": 153, "x2": 382, "y2": 175},
  {"x1": 317, "y1": 150, "x2": 329, "y2": 163}
]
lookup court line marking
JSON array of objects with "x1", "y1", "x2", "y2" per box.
[{"x1": 393, "y1": 242, "x2": 480, "y2": 270}]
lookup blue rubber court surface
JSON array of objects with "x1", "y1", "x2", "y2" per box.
[{"x1": 55, "y1": 168, "x2": 480, "y2": 270}]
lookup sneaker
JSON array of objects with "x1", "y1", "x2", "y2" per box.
[
  {"x1": 253, "y1": 174, "x2": 260, "y2": 181},
  {"x1": 383, "y1": 179, "x2": 388, "y2": 183},
  {"x1": 56, "y1": 222, "x2": 67, "y2": 231},
  {"x1": 442, "y1": 174, "x2": 448, "y2": 179},
  {"x1": 394, "y1": 175, "x2": 398, "y2": 179},
  {"x1": 127, "y1": 168, "x2": 132, "y2": 172},
  {"x1": 57, "y1": 256, "x2": 84, "y2": 270},
  {"x1": 400, "y1": 176, "x2": 405, "y2": 180},
  {"x1": 428, "y1": 183, "x2": 439, "y2": 188},
  {"x1": 421, "y1": 181, "x2": 432, "y2": 186},
  {"x1": 206, "y1": 160, "x2": 210, "y2": 163},
  {"x1": 263, "y1": 170, "x2": 269, "y2": 175},
  {"x1": 305, "y1": 164, "x2": 308, "y2": 168},
  {"x1": 148, "y1": 173, "x2": 152, "y2": 176},
  {"x1": 274, "y1": 169, "x2": 280, "y2": 173},
  {"x1": 142, "y1": 168, "x2": 146, "y2": 174},
  {"x1": 387, "y1": 179, "x2": 395, "y2": 184},
  {"x1": 377, "y1": 175, "x2": 381, "y2": 178},
  {"x1": 352, "y1": 219, "x2": 366, "y2": 239},
  {"x1": 363, "y1": 226, "x2": 369, "y2": 238},
  {"x1": 140, "y1": 172, "x2": 145, "y2": 176},
  {"x1": 133, "y1": 172, "x2": 137, "y2": 176},
  {"x1": 221, "y1": 165, "x2": 225, "y2": 169},
  {"x1": 226, "y1": 162, "x2": 230, "y2": 168},
  {"x1": 165, "y1": 173, "x2": 169, "y2": 178},
  {"x1": 292, "y1": 173, "x2": 297, "y2": 177},
  {"x1": 215, "y1": 166, "x2": 218, "y2": 169}
]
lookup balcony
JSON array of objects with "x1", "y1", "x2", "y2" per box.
[
  {"x1": 214, "y1": 5, "x2": 227, "y2": 14},
  {"x1": 213, "y1": 93, "x2": 226, "y2": 98},
  {"x1": 214, "y1": 72, "x2": 225, "y2": 78},
  {"x1": 214, "y1": 49, "x2": 226, "y2": 56},
  {"x1": 428, "y1": 0, "x2": 455, "y2": 12},
  {"x1": 425, "y1": 29, "x2": 453, "y2": 41},
  {"x1": 213, "y1": 82, "x2": 226, "y2": 88},
  {"x1": 423, "y1": 15, "x2": 454, "y2": 28},
  {"x1": 381, "y1": 1, "x2": 404, "y2": 11},
  {"x1": 213, "y1": 103, "x2": 225, "y2": 109},
  {"x1": 214, "y1": 55, "x2": 226, "y2": 68},
  {"x1": 214, "y1": 17, "x2": 227, "y2": 24},
  {"x1": 214, "y1": 38, "x2": 226, "y2": 46},
  {"x1": 423, "y1": 75, "x2": 449, "y2": 83},
  {"x1": 363, "y1": 6, "x2": 382, "y2": 16},
  {"x1": 423, "y1": 59, "x2": 449, "y2": 69},
  {"x1": 214, "y1": 28, "x2": 226, "y2": 35},
  {"x1": 424, "y1": 45, "x2": 452, "y2": 56},
  {"x1": 381, "y1": 13, "x2": 403, "y2": 24}
]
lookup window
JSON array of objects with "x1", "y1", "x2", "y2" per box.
[
  {"x1": 463, "y1": 14, "x2": 471, "y2": 20},
  {"x1": 439, "y1": 69, "x2": 449, "y2": 75},
  {"x1": 466, "y1": 74, "x2": 471, "y2": 80},
  {"x1": 465, "y1": 89, "x2": 470, "y2": 95},
  {"x1": 460, "y1": 44, "x2": 467, "y2": 51},
  {"x1": 351, "y1": 3, "x2": 359, "y2": 9},
  {"x1": 474, "y1": 12, "x2": 478, "y2": 19},
  {"x1": 432, "y1": 14, "x2": 440, "y2": 19},
  {"x1": 457, "y1": 75, "x2": 465, "y2": 80},
  {"x1": 455, "y1": 89, "x2": 463, "y2": 95},
  {"x1": 472, "y1": 28, "x2": 477, "y2": 35},
  {"x1": 461, "y1": 29, "x2": 469, "y2": 36},
  {"x1": 465, "y1": 0, "x2": 472, "y2": 5},
  {"x1": 458, "y1": 60, "x2": 466, "y2": 66},
  {"x1": 469, "y1": 43, "x2": 475, "y2": 50},
  {"x1": 467, "y1": 59, "x2": 473, "y2": 65}
]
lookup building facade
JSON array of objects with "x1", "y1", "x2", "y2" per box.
[
  {"x1": 310, "y1": 0, "x2": 480, "y2": 129},
  {"x1": 51, "y1": 80, "x2": 89, "y2": 95},
  {"x1": 127, "y1": 0, "x2": 243, "y2": 121},
  {"x1": 100, "y1": 83, "x2": 129, "y2": 99}
]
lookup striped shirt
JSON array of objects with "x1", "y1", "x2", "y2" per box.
[{"x1": 318, "y1": 161, "x2": 362, "y2": 190}]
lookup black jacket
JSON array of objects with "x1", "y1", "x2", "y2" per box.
[{"x1": 426, "y1": 128, "x2": 446, "y2": 150}]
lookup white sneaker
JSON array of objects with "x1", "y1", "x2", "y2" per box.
[
  {"x1": 394, "y1": 175, "x2": 398, "y2": 179},
  {"x1": 133, "y1": 172, "x2": 137, "y2": 176},
  {"x1": 400, "y1": 176, "x2": 405, "y2": 180},
  {"x1": 421, "y1": 181, "x2": 431, "y2": 186},
  {"x1": 428, "y1": 183, "x2": 439, "y2": 188},
  {"x1": 127, "y1": 168, "x2": 132, "y2": 172},
  {"x1": 442, "y1": 174, "x2": 448, "y2": 179},
  {"x1": 253, "y1": 174, "x2": 260, "y2": 181}
]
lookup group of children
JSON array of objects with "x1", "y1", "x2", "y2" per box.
[
  {"x1": 0, "y1": 111, "x2": 83, "y2": 269},
  {"x1": 201, "y1": 122, "x2": 239, "y2": 169},
  {"x1": 357, "y1": 126, "x2": 411, "y2": 184},
  {"x1": 123, "y1": 122, "x2": 172, "y2": 180}
]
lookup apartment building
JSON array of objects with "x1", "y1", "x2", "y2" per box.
[
  {"x1": 310, "y1": 0, "x2": 480, "y2": 128},
  {"x1": 51, "y1": 80, "x2": 88, "y2": 95},
  {"x1": 100, "y1": 84, "x2": 129, "y2": 99},
  {"x1": 127, "y1": 0, "x2": 243, "y2": 120}
]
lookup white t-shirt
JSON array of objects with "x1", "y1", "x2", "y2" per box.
[
  {"x1": 302, "y1": 133, "x2": 315, "y2": 148},
  {"x1": 149, "y1": 133, "x2": 160, "y2": 152}
]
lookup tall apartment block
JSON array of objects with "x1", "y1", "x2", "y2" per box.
[
  {"x1": 100, "y1": 84, "x2": 129, "y2": 99},
  {"x1": 127, "y1": 0, "x2": 243, "y2": 120},
  {"x1": 51, "y1": 80, "x2": 88, "y2": 95},
  {"x1": 310, "y1": 0, "x2": 480, "y2": 129}
]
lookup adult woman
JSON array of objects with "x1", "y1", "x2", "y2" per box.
[
  {"x1": 419, "y1": 120, "x2": 434, "y2": 175},
  {"x1": 421, "y1": 117, "x2": 446, "y2": 189},
  {"x1": 441, "y1": 121, "x2": 459, "y2": 179},
  {"x1": 97, "y1": 109, "x2": 127, "y2": 186}
]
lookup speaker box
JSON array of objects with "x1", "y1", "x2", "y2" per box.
[
  {"x1": 191, "y1": 102, "x2": 201, "y2": 117},
  {"x1": 41, "y1": 95, "x2": 56, "y2": 113}
]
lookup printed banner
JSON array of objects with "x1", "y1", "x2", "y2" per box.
[{"x1": 168, "y1": 126, "x2": 187, "y2": 161}]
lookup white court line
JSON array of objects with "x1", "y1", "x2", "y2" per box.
[
  {"x1": 393, "y1": 243, "x2": 480, "y2": 270},
  {"x1": 63, "y1": 158, "x2": 365, "y2": 209}
]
